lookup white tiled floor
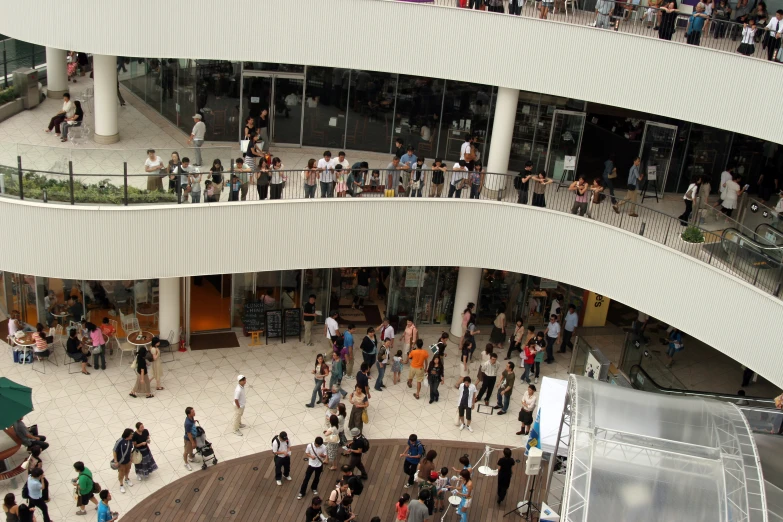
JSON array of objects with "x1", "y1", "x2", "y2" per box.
[{"x1": 0, "y1": 325, "x2": 571, "y2": 521}]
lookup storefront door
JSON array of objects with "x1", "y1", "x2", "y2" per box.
[
  {"x1": 187, "y1": 274, "x2": 232, "y2": 334},
  {"x1": 240, "y1": 72, "x2": 305, "y2": 146},
  {"x1": 544, "y1": 110, "x2": 586, "y2": 183},
  {"x1": 638, "y1": 122, "x2": 678, "y2": 198}
]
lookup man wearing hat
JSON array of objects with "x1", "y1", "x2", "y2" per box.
[
  {"x1": 187, "y1": 113, "x2": 206, "y2": 166},
  {"x1": 232, "y1": 375, "x2": 247, "y2": 437},
  {"x1": 346, "y1": 427, "x2": 369, "y2": 480}
]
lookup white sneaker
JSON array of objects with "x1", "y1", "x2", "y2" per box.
[
  {"x1": 459, "y1": 423, "x2": 465, "y2": 431},
  {"x1": 276, "y1": 480, "x2": 282, "y2": 486},
  {"x1": 296, "y1": 494, "x2": 303, "y2": 500},
  {"x1": 466, "y1": 425, "x2": 474, "y2": 433},
  {"x1": 234, "y1": 430, "x2": 243, "y2": 436},
  {"x1": 125, "y1": 478, "x2": 133, "y2": 487},
  {"x1": 534, "y1": 377, "x2": 539, "y2": 384},
  {"x1": 312, "y1": 490, "x2": 318, "y2": 495},
  {"x1": 120, "y1": 485, "x2": 126, "y2": 494},
  {"x1": 285, "y1": 475, "x2": 292, "y2": 481},
  {"x1": 185, "y1": 463, "x2": 192, "y2": 471}
]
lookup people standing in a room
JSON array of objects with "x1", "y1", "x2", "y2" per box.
[
  {"x1": 303, "y1": 158, "x2": 319, "y2": 199},
  {"x1": 186, "y1": 114, "x2": 205, "y2": 166},
  {"x1": 430, "y1": 159, "x2": 448, "y2": 197},
  {"x1": 149, "y1": 337, "x2": 164, "y2": 391},
  {"x1": 144, "y1": 149, "x2": 165, "y2": 192},
  {"x1": 490, "y1": 308, "x2": 506, "y2": 352},
  {"x1": 402, "y1": 319, "x2": 418, "y2": 356},
  {"x1": 516, "y1": 384, "x2": 538, "y2": 436},
  {"x1": 166, "y1": 151, "x2": 182, "y2": 193},
  {"x1": 658, "y1": 0, "x2": 679, "y2": 41},
  {"x1": 45, "y1": 92, "x2": 75, "y2": 136},
  {"x1": 530, "y1": 171, "x2": 553, "y2": 208},
  {"x1": 721, "y1": 173, "x2": 745, "y2": 219},
  {"x1": 334, "y1": 164, "x2": 348, "y2": 198},
  {"x1": 257, "y1": 108, "x2": 271, "y2": 152},
  {"x1": 269, "y1": 157, "x2": 286, "y2": 200}
]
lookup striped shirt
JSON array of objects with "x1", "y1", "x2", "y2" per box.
[{"x1": 480, "y1": 360, "x2": 500, "y2": 378}]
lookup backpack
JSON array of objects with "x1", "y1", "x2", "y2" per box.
[
  {"x1": 357, "y1": 435, "x2": 370, "y2": 453},
  {"x1": 347, "y1": 475, "x2": 364, "y2": 496},
  {"x1": 271, "y1": 435, "x2": 282, "y2": 450}
]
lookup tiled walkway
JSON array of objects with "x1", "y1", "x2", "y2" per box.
[{"x1": 0, "y1": 325, "x2": 569, "y2": 521}]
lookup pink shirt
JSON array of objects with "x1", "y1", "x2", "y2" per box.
[{"x1": 90, "y1": 329, "x2": 104, "y2": 347}]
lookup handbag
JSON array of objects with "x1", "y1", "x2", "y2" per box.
[
  {"x1": 145, "y1": 351, "x2": 154, "y2": 362},
  {"x1": 361, "y1": 408, "x2": 369, "y2": 424},
  {"x1": 240, "y1": 139, "x2": 250, "y2": 153},
  {"x1": 92, "y1": 481, "x2": 101, "y2": 494},
  {"x1": 91, "y1": 345, "x2": 102, "y2": 355},
  {"x1": 110, "y1": 460, "x2": 119, "y2": 470},
  {"x1": 607, "y1": 170, "x2": 617, "y2": 179},
  {"x1": 131, "y1": 450, "x2": 143, "y2": 465}
]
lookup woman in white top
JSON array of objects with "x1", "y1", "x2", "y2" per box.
[
  {"x1": 245, "y1": 169, "x2": 260, "y2": 201},
  {"x1": 678, "y1": 176, "x2": 701, "y2": 225},
  {"x1": 143, "y1": 150, "x2": 165, "y2": 192},
  {"x1": 517, "y1": 384, "x2": 538, "y2": 435},
  {"x1": 737, "y1": 20, "x2": 757, "y2": 55},
  {"x1": 269, "y1": 157, "x2": 286, "y2": 200},
  {"x1": 721, "y1": 173, "x2": 744, "y2": 218}
]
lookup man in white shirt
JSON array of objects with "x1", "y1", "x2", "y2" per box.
[
  {"x1": 549, "y1": 294, "x2": 562, "y2": 319},
  {"x1": 560, "y1": 305, "x2": 579, "y2": 353},
  {"x1": 459, "y1": 134, "x2": 474, "y2": 161},
  {"x1": 272, "y1": 431, "x2": 292, "y2": 485},
  {"x1": 144, "y1": 149, "x2": 165, "y2": 192},
  {"x1": 187, "y1": 114, "x2": 206, "y2": 166},
  {"x1": 717, "y1": 166, "x2": 734, "y2": 208},
  {"x1": 325, "y1": 310, "x2": 340, "y2": 350},
  {"x1": 448, "y1": 160, "x2": 468, "y2": 198},
  {"x1": 232, "y1": 375, "x2": 247, "y2": 436},
  {"x1": 297, "y1": 437, "x2": 328, "y2": 500},
  {"x1": 378, "y1": 319, "x2": 394, "y2": 349},
  {"x1": 385, "y1": 156, "x2": 409, "y2": 195},
  {"x1": 335, "y1": 151, "x2": 350, "y2": 172},
  {"x1": 45, "y1": 93, "x2": 75, "y2": 135},
  {"x1": 317, "y1": 151, "x2": 335, "y2": 198},
  {"x1": 765, "y1": 10, "x2": 783, "y2": 61},
  {"x1": 457, "y1": 376, "x2": 477, "y2": 432},
  {"x1": 544, "y1": 314, "x2": 561, "y2": 364}
]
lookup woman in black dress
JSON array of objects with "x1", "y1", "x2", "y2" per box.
[
  {"x1": 132, "y1": 422, "x2": 159, "y2": 481},
  {"x1": 658, "y1": 0, "x2": 679, "y2": 40},
  {"x1": 129, "y1": 346, "x2": 153, "y2": 398},
  {"x1": 496, "y1": 447, "x2": 515, "y2": 504}
]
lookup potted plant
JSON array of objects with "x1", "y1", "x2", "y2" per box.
[
  {"x1": 680, "y1": 225, "x2": 705, "y2": 244},
  {"x1": 0, "y1": 86, "x2": 22, "y2": 123}
]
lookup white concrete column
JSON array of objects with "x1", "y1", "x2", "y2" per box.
[
  {"x1": 158, "y1": 277, "x2": 181, "y2": 346},
  {"x1": 45, "y1": 47, "x2": 68, "y2": 97},
  {"x1": 449, "y1": 267, "x2": 482, "y2": 340},
  {"x1": 485, "y1": 87, "x2": 520, "y2": 192},
  {"x1": 92, "y1": 54, "x2": 119, "y2": 144}
]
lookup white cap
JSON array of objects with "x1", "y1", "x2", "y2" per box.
[
  {"x1": 193, "y1": 114, "x2": 202, "y2": 120},
  {"x1": 237, "y1": 374, "x2": 246, "y2": 381}
]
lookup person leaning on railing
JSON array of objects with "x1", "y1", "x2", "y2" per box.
[
  {"x1": 144, "y1": 149, "x2": 165, "y2": 192},
  {"x1": 430, "y1": 159, "x2": 448, "y2": 197}
]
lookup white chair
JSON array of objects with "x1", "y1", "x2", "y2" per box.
[
  {"x1": 563, "y1": 0, "x2": 576, "y2": 17},
  {"x1": 69, "y1": 123, "x2": 91, "y2": 146},
  {"x1": 32, "y1": 338, "x2": 58, "y2": 375},
  {"x1": 108, "y1": 319, "x2": 120, "y2": 356},
  {"x1": 118, "y1": 340, "x2": 136, "y2": 368},
  {"x1": 119, "y1": 310, "x2": 139, "y2": 333}
]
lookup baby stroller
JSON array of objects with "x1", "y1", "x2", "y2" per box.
[{"x1": 194, "y1": 421, "x2": 218, "y2": 470}]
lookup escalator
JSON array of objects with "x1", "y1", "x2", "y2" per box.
[
  {"x1": 716, "y1": 227, "x2": 783, "y2": 293},
  {"x1": 629, "y1": 364, "x2": 783, "y2": 520},
  {"x1": 755, "y1": 222, "x2": 783, "y2": 247}
]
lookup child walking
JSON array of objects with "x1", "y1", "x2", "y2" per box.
[
  {"x1": 392, "y1": 350, "x2": 403, "y2": 384},
  {"x1": 395, "y1": 493, "x2": 410, "y2": 521},
  {"x1": 435, "y1": 467, "x2": 450, "y2": 513}
]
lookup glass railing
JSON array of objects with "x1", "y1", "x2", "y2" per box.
[
  {"x1": 2, "y1": 160, "x2": 782, "y2": 299},
  {"x1": 409, "y1": 0, "x2": 776, "y2": 62}
]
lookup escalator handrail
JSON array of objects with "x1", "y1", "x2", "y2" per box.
[
  {"x1": 755, "y1": 222, "x2": 783, "y2": 247},
  {"x1": 721, "y1": 227, "x2": 783, "y2": 261},
  {"x1": 629, "y1": 364, "x2": 777, "y2": 406}
]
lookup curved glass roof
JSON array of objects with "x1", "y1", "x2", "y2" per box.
[{"x1": 562, "y1": 375, "x2": 767, "y2": 522}]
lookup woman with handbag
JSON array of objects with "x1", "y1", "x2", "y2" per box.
[
  {"x1": 129, "y1": 346, "x2": 153, "y2": 398},
  {"x1": 167, "y1": 151, "x2": 182, "y2": 193},
  {"x1": 587, "y1": 178, "x2": 605, "y2": 219},
  {"x1": 305, "y1": 353, "x2": 330, "y2": 408},
  {"x1": 87, "y1": 322, "x2": 106, "y2": 371},
  {"x1": 324, "y1": 415, "x2": 341, "y2": 470},
  {"x1": 348, "y1": 384, "x2": 368, "y2": 434},
  {"x1": 131, "y1": 422, "x2": 158, "y2": 481}
]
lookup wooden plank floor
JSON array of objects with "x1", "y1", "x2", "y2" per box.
[{"x1": 123, "y1": 439, "x2": 536, "y2": 522}]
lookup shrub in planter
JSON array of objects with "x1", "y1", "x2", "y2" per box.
[
  {"x1": 680, "y1": 225, "x2": 705, "y2": 244},
  {"x1": 0, "y1": 86, "x2": 17, "y2": 105}
]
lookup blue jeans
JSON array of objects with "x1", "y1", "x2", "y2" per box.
[
  {"x1": 304, "y1": 184, "x2": 316, "y2": 198},
  {"x1": 320, "y1": 181, "x2": 334, "y2": 198},
  {"x1": 495, "y1": 388, "x2": 510, "y2": 412},
  {"x1": 521, "y1": 363, "x2": 532, "y2": 383},
  {"x1": 308, "y1": 378, "x2": 324, "y2": 406},
  {"x1": 374, "y1": 361, "x2": 386, "y2": 390}
]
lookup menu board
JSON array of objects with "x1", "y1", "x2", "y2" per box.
[
  {"x1": 265, "y1": 310, "x2": 283, "y2": 343},
  {"x1": 243, "y1": 301, "x2": 265, "y2": 332},
  {"x1": 284, "y1": 308, "x2": 301, "y2": 342}
]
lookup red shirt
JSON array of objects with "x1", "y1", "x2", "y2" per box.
[{"x1": 524, "y1": 346, "x2": 536, "y2": 366}]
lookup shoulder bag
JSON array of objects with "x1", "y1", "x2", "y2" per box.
[{"x1": 131, "y1": 449, "x2": 143, "y2": 465}]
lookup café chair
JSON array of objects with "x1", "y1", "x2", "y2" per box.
[
  {"x1": 118, "y1": 339, "x2": 136, "y2": 368},
  {"x1": 159, "y1": 330, "x2": 176, "y2": 363}
]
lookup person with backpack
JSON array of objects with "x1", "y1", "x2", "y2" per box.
[
  {"x1": 72, "y1": 461, "x2": 99, "y2": 515},
  {"x1": 327, "y1": 480, "x2": 353, "y2": 517},
  {"x1": 271, "y1": 431, "x2": 292, "y2": 486},
  {"x1": 347, "y1": 428, "x2": 369, "y2": 480},
  {"x1": 296, "y1": 437, "x2": 328, "y2": 501},
  {"x1": 27, "y1": 468, "x2": 51, "y2": 522},
  {"x1": 341, "y1": 465, "x2": 364, "y2": 496},
  {"x1": 400, "y1": 434, "x2": 426, "y2": 488},
  {"x1": 112, "y1": 428, "x2": 134, "y2": 493}
]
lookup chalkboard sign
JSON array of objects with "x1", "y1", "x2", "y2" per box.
[
  {"x1": 265, "y1": 310, "x2": 283, "y2": 343},
  {"x1": 243, "y1": 301, "x2": 265, "y2": 332},
  {"x1": 284, "y1": 308, "x2": 301, "y2": 342}
]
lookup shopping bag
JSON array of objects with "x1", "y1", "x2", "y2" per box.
[{"x1": 240, "y1": 140, "x2": 250, "y2": 153}]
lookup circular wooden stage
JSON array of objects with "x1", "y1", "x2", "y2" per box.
[{"x1": 123, "y1": 439, "x2": 537, "y2": 521}]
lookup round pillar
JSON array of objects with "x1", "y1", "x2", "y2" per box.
[
  {"x1": 449, "y1": 267, "x2": 482, "y2": 340},
  {"x1": 158, "y1": 278, "x2": 181, "y2": 347},
  {"x1": 485, "y1": 87, "x2": 520, "y2": 193},
  {"x1": 45, "y1": 47, "x2": 68, "y2": 98},
  {"x1": 92, "y1": 54, "x2": 119, "y2": 144}
]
